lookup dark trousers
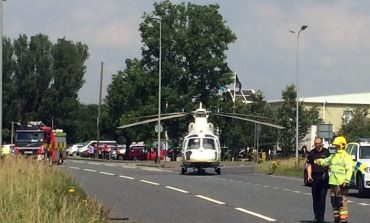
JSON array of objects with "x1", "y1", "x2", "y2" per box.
[{"x1": 311, "y1": 176, "x2": 328, "y2": 221}]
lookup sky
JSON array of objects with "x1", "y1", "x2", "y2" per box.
[{"x1": 4, "y1": 0, "x2": 370, "y2": 104}]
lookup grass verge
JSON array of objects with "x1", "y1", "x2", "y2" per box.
[
  {"x1": 0, "y1": 156, "x2": 109, "y2": 223},
  {"x1": 255, "y1": 158, "x2": 305, "y2": 178}
]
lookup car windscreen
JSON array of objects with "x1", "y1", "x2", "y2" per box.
[{"x1": 359, "y1": 146, "x2": 370, "y2": 159}]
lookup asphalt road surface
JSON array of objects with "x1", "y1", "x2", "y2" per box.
[{"x1": 62, "y1": 160, "x2": 370, "y2": 223}]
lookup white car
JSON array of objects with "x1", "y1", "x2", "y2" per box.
[
  {"x1": 347, "y1": 140, "x2": 370, "y2": 197},
  {"x1": 67, "y1": 143, "x2": 84, "y2": 156}
]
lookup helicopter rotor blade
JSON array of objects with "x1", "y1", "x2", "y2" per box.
[
  {"x1": 118, "y1": 113, "x2": 189, "y2": 129},
  {"x1": 214, "y1": 114, "x2": 284, "y2": 129},
  {"x1": 136, "y1": 112, "x2": 187, "y2": 120},
  {"x1": 222, "y1": 112, "x2": 273, "y2": 120}
]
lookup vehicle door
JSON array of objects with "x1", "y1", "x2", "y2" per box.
[{"x1": 347, "y1": 143, "x2": 358, "y2": 187}]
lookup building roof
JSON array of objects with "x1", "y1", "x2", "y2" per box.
[{"x1": 269, "y1": 92, "x2": 370, "y2": 105}]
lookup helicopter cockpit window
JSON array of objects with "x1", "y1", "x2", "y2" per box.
[
  {"x1": 188, "y1": 138, "x2": 201, "y2": 150},
  {"x1": 203, "y1": 138, "x2": 215, "y2": 150}
]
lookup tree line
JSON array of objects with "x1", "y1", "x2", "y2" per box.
[{"x1": 3, "y1": 1, "x2": 367, "y2": 157}]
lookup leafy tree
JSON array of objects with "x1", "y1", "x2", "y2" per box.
[
  {"x1": 276, "y1": 84, "x2": 321, "y2": 156},
  {"x1": 105, "y1": 1, "x2": 236, "y2": 147},
  {"x1": 339, "y1": 108, "x2": 370, "y2": 141},
  {"x1": 3, "y1": 34, "x2": 89, "y2": 143}
]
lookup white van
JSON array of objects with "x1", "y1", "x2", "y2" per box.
[{"x1": 79, "y1": 140, "x2": 117, "y2": 156}]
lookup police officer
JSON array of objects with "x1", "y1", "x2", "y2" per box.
[
  {"x1": 307, "y1": 136, "x2": 330, "y2": 223},
  {"x1": 316, "y1": 136, "x2": 353, "y2": 223}
]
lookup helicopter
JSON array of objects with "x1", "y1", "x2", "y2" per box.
[{"x1": 118, "y1": 103, "x2": 284, "y2": 175}]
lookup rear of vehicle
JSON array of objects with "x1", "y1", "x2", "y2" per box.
[
  {"x1": 347, "y1": 142, "x2": 370, "y2": 197},
  {"x1": 126, "y1": 146, "x2": 148, "y2": 161}
]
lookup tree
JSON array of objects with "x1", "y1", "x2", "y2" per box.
[
  {"x1": 276, "y1": 84, "x2": 321, "y2": 156},
  {"x1": 3, "y1": 34, "x2": 89, "y2": 143},
  {"x1": 339, "y1": 108, "x2": 370, "y2": 141},
  {"x1": 105, "y1": 1, "x2": 236, "y2": 147}
]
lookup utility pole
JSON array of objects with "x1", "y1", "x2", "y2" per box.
[
  {"x1": 96, "y1": 62, "x2": 103, "y2": 158},
  {"x1": 0, "y1": 0, "x2": 4, "y2": 155}
]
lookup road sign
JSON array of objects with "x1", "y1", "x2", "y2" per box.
[{"x1": 155, "y1": 124, "x2": 163, "y2": 133}]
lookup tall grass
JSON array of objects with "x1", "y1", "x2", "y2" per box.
[
  {"x1": 0, "y1": 156, "x2": 109, "y2": 223},
  {"x1": 255, "y1": 158, "x2": 305, "y2": 177}
]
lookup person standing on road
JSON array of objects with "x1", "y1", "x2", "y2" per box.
[
  {"x1": 315, "y1": 136, "x2": 353, "y2": 223},
  {"x1": 307, "y1": 136, "x2": 330, "y2": 223}
]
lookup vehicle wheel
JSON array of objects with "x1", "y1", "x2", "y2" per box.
[
  {"x1": 133, "y1": 157, "x2": 138, "y2": 161},
  {"x1": 181, "y1": 167, "x2": 186, "y2": 175},
  {"x1": 357, "y1": 176, "x2": 367, "y2": 197},
  {"x1": 118, "y1": 155, "x2": 124, "y2": 160},
  {"x1": 215, "y1": 168, "x2": 221, "y2": 175}
]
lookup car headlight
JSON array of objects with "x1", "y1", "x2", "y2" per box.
[{"x1": 365, "y1": 167, "x2": 370, "y2": 174}]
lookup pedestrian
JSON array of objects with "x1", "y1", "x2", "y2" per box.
[
  {"x1": 307, "y1": 136, "x2": 330, "y2": 223},
  {"x1": 315, "y1": 136, "x2": 353, "y2": 223}
]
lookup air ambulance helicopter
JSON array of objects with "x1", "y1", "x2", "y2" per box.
[{"x1": 118, "y1": 103, "x2": 284, "y2": 175}]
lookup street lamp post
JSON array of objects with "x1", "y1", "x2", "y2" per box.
[
  {"x1": 150, "y1": 17, "x2": 162, "y2": 164},
  {"x1": 289, "y1": 25, "x2": 308, "y2": 161}
]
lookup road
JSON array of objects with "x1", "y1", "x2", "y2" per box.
[{"x1": 62, "y1": 160, "x2": 370, "y2": 223}]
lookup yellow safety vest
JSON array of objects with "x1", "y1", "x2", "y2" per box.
[{"x1": 318, "y1": 150, "x2": 353, "y2": 185}]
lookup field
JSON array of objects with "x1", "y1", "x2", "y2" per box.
[
  {"x1": 0, "y1": 156, "x2": 109, "y2": 223},
  {"x1": 255, "y1": 158, "x2": 305, "y2": 178}
]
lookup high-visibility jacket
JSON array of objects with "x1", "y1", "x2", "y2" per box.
[{"x1": 317, "y1": 150, "x2": 353, "y2": 185}]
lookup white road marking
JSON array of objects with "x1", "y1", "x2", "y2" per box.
[
  {"x1": 84, "y1": 169, "x2": 96, "y2": 172},
  {"x1": 358, "y1": 203, "x2": 370, "y2": 206},
  {"x1": 99, "y1": 171, "x2": 115, "y2": 176},
  {"x1": 140, "y1": 180, "x2": 160, "y2": 186},
  {"x1": 165, "y1": 186, "x2": 189, "y2": 194},
  {"x1": 292, "y1": 191, "x2": 301, "y2": 194},
  {"x1": 304, "y1": 193, "x2": 312, "y2": 196},
  {"x1": 235, "y1": 208, "x2": 276, "y2": 222},
  {"x1": 283, "y1": 188, "x2": 290, "y2": 191},
  {"x1": 119, "y1": 175, "x2": 135, "y2": 180},
  {"x1": 263, "y1": 185, "x2": 271, "y2": 188},
  {"x1": 88, "y1": 162, "x2": 101, "y2": 165},
  {"x1": 69, "y1": 166, "x2": 80, "y2": 169},
  {"x1": 104, "y1": 164, "x2": 116, "y2": 167},
  {"x1": 195, "y1": 195, "x2": 225, "y2": 205}
]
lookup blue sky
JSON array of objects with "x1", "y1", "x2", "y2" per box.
[{"x1": 4, "y1": 0, "x2": 370, "y2": 104}]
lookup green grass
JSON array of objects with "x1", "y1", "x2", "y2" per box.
[
  {"x1": 255, "y1": 158, "x2": 305, "y2": 178},
  {"x1": 0, "y1": 156, "x2": 109, "y2": 223}
]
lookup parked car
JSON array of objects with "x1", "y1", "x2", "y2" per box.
[
  {"x1": 1, "y1": 144, "x2": 15, "y2": 156},
  {"x1": 347, "y1": 140, "x2": 370, "y2": 197},
  {"x1": 67, "y1": 143, "x2": 85, "y2": 157}
]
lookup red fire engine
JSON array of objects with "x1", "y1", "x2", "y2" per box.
[{"x1": 14, "y1": 121, "x2": 67, "y2": 164}]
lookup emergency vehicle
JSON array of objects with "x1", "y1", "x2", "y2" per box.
[{"x1": 14, "y1": 121, "x2": 67, "y2": 164}]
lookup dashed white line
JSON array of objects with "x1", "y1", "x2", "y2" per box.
[
  {"x1": 84, "y1": 169, "x2": 96, "y2": 172},
  {"x1": 263, "y1": 185, "x2": 271, "y2": 188},
  {"x1": 165, "y1": 186, "x2": 189, "y2": 194},
  {"x1": 104, "y1": 164, "x2": 116, "y2": 167},
  {"x1": 195, "y1": 195, "x2": 225, "y2": 205},
  {"x1": 358, "y1": 203, "x2": 370, "y2": 206},
  {"x1": 348, "y1": 200, "x2": 354, "y2": 203},
  {"x1": 99, "y1": 171, "x2": 115, "y2": 176},
  {"x1": 283, "y1": 188, "x2": 290, "y2": 191},
  {"x1": 304, "y1": 193, "x2": 312, "y2": 196},
  {"x1": 292, "y1": 191, "x2": 301, "y2": 194},
  {"x1": 88, "y1": 162, "x2": 101, "y2": 165},
  {"x1": 235, "y1": 208, "x2": 276, "y2": 222},
  {"x1": 140, "y1": 180, "x2": 160, "y2": 185},
  {"x1": 69, "y1": 166, "x2": 80, "y2": 169},
  {"x1": 119, "y1": 175, "x2": 135, "y2": 180}
]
